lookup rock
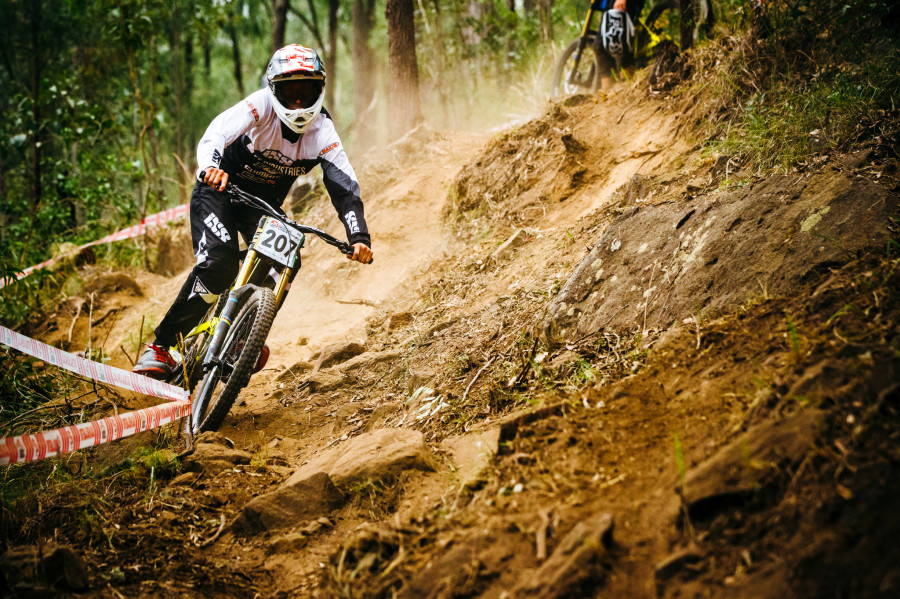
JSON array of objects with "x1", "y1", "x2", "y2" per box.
[
  {"x1": 339, "y1": 350, "x2": 404, "y2": 372},
  {"x1": 276, "y1": 360, "x2": 314, "y2": 382},
  {"x1": 305, "y1": 369, "x2": 351, "y2": 393},
  {"x1": 312, "y1": 341, "x2": 366, "y2": 372},
  {"x1": 168, "y1": 472, "x2": 200, "y2": 487},
  {"x1": 84, "y1": 273, "x2": 143, "y2": 297},
  {"x1": 266, "y1": 532, "x2": 309, "y2": 555},
  {"x1": 195, "y1": 431, "x2": 234, "y2": 448},
  {"x1": 153, "y1": 226, "x2": 193, "y2": 276},
  {"x1": 680, "y1": 410, "x2": 822, "y2": 519},
  {"x1": 542, "y1": 170, "x2": 898, "y2": 347},
  {"x1": 654, "y1": 545, "x2": 704, "y2": 580},
  {"x1": 295, "y1": 428, "x2": 436, "y2": 487},
  {"x1": 388, "y1": 311, "x2": 414, "y2": 331},
  {"x1": 1, "y1": 544, "x2": 89, "y2": 591},
  {"x1": 297, "y1": 336, "x2": 309, "y2": 346},
  {"x1": 515, "y1": 512, "x2": 615, "y2": 598},
  {"x1": 232, "y1": 472, "x2": 344, "y2": 535},
  {"x1": 182, "y1": 442, "x2": 253, "y2": 475},
  {"x1": 489, "y1": 228, "x2": 527, "y2": 262},
  {"x1": 441, "y1": 428, "x2": 501, "y2": 489},
  {"x1": 406, "y1": 369, "x2": 434, "y2": 393}
]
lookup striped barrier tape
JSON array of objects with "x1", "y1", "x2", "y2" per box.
[
  {"x1": 0, "y1": 325, "x2": 190, "y2": 465},
  {"x1": 0, "y1": 203, "x2": 189, "y2": 290}
]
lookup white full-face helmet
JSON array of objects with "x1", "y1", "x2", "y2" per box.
[{"x1": 266, "y1": 44, "x2": 326, "y2": 134}]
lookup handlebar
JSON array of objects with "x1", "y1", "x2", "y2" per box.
[{"x1": 198, "y1": 170, "x2": 354, "y2": 256}]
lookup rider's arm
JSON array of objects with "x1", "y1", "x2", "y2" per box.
[
  {"x1": 314, "y1": 121, "x2": 372, "y2": 260},
  {"x1": 196, "y1": 91, "x2": 265, "y2": 186}
]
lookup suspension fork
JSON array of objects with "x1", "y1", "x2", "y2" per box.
[
  {"x1": 273, "y1": 266, "x2": 293, "y2": 311},
  {"x1": 569, "y1": 8, "x2": 598, "y2": 85},
  {"x1": 201, "y1": 250, "x2": 260, "y2": 369}
]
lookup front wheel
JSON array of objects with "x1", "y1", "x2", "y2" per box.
[
  {"x1": 551, "y1": 38, "x2": 601, "y2": 98},
  {"x1": 190, "y1": 287, "x2": 276, "y2": 433}
]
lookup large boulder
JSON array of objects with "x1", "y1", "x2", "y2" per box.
[
  {"x1": 544, "y1": 167, "x2": 897, "y2": 346},
  {"x1": 1, "y1": 544, "x2": 90, "y2": 592},
  {"x1": 231, "y1": 472, "x2": 344, "y2": 535},
  {"x1": 232, "y1": 429, "x2": 435, "y2": 534},
  {"x1": 295, "y1": 427, "x2": 436, "y2": 487}
]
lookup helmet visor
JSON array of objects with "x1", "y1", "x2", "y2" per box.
[{"x1": 274, "y1": 79, "x2": 324, "y2": 109}]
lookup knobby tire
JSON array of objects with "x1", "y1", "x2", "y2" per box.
[
  {"x1": 552, "y1": 38, "x2": 600, "y2": 97},
  {"x1": 191, "y1": 287, "x2": 276, "y2": 433}
]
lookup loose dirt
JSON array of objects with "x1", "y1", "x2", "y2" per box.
[{"x1": 3, "y1": 70, "x2": 899, "y2": 599}]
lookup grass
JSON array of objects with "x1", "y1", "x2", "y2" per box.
[{"x1": 698, "y1": 0, "x2": 900, "y2": 173}]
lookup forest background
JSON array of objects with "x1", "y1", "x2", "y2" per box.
[{"x1": 0, "y1": 0, "x2": 897, "y2": 328}]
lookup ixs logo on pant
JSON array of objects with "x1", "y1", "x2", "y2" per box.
[
  {"x1": 344, "y1": 211, "x2": 360, "y2": 235},
  {"x1": 204, "y1": 212, "x2": 231, "y2": 243}
]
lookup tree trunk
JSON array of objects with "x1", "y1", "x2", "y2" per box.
[
  {"x1": 326, "y1": 0, "x2": 338, "y2": 119},
  {"x1": 680, "y1": 0, "x2": 695, "y2": 50},
  {"x1": 352, "y1": 0, "x2": 377, "y2": 150},
  {"x1": 385, "y1": 0, "x2": 422, "y2": 140},
  {"x1": 429, "y1": 0, "x2": 450, "y2": 125},
  {"x1": 0, "y1": 154, "x2": 8, "y2": 245},
  {"x1": 29, "y1": 0, "x2": 42, "y2": 212},
  {"x1": 171, "y1": 16, "x2": 187, "y2": 201},
  {"x1": 229, "y1": 19, "x2": 245, "y2": 96},
  {"x1": 273, "y1": 0, "x2": 289, "y2": 52},
  {"x1": 538, "y1": 0, "x2": 554, "y2": 43}
]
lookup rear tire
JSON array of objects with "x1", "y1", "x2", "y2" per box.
[
  {"x1": 551, "y1": 38, "x2": 601, "y2": 97},
  {"x1": 190, "y1": 287, "x2": 276, "y2": 433}
]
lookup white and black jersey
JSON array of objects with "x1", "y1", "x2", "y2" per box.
[{"x1": 196, "y1": 89, "x2": 369, "y2": 247}]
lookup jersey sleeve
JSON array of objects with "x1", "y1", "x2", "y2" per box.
[
  {"x1": 317, "y1": 123, "x2": 371, "y2": 247},
  {"x1": 196, "y1": 91, "x2": 267, "y2": 177}
]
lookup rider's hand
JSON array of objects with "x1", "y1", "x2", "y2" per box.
[
  {"x1": 202, "y1": 167, "x2": 229, "y2": 191},
  {"x1": 347, "y1": 243, "x2": 373, "y2": 264},
  {"x1": 613, "y1": 0, "x2": 626, "y2": 10}
]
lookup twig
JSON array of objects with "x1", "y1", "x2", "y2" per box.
[
  {"x1": 461, "y1": 356, "x2": 498, "y2": 404},
  {"x1": 100, "y1": 307, "x2": 123, "y2": 352},
  {"x1": 335, "y1": 299, "x2": 379, "y2": 308},
  {"x1": 87, "y1": 292, "x2": 96, "y2": 357},
  {"x1": 120, "y1": 345, "x2": 135, "y2": 367},
  {"x1": 536, "y1": 508, "x2": 551, "y2": 561},
  {"x1": 197, "y1": 514, "x2": 227, "y2": 547},
  {"x1": 67, "y1": 302, "x2": 82, "y2": 343}
]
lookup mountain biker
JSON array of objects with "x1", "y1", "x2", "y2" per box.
[
  {"x1": 593, "y1": 0, "x2": 645, "y2": 90},
  {"x1": 133, "y1": 44, "x2": 373, "y2": 380}
]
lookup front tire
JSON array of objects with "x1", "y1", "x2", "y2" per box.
[
  {"x1": 551, "y1": 38, "x2": 601, "y2": 97},
  {"x1": 190, "y1": 287, "x2": 276, "y2": 433}
]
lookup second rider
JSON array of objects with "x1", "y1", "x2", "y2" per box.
[{"x1": 133, "y1": 44, "x2": 373, "y2": 380}]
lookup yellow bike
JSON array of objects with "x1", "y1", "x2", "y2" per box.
[
  {"x1": 170, "y1": 179, "x2": 354, "y2": 434},
  {"x1": 552, "y1": 0, "x2": 679, "y2": 96}
]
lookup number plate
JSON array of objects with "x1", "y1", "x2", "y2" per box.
[{"x1": 252, "y1": 217, "x2": 304, "y2": 267}]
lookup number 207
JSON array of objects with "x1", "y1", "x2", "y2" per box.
[{"x1": 261, "y1": 229, "x2": 297, "y2": 256}]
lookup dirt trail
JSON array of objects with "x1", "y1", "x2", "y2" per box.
[{"x1": 5, "y1": 73, "x2": 899, "y2": 599}]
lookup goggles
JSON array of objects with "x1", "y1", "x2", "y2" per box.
[{"x1": 274, "y1": 79, "x2": 324, "y2": 109}]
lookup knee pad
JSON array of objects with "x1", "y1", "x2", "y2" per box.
[
  {"x1": 600, "y1": 10, "x2": 634, "y2": 64},
  {"x1": 193, "y1": 247, "x2": 240, "y2": 296}
]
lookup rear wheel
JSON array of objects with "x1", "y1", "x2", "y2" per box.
[
  {"x1": 190, "y1": 287, "x2": 276, "y2": 433},
  {"x1": 551, "y1": 38, "x2": 601, "y2": 97}
]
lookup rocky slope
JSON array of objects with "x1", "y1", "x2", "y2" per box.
[{"x1": 3, "y1": 65, "x2": 899, "y2": 598}]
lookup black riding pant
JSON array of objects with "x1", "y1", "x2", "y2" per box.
[
  {"x1": 595, "y1": 0, "x2": 645, "y2": 76},
  {"x1": 153, "y1": 182, "x2": 267, "y2": 347}
]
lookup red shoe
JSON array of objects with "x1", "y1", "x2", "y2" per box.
[{"x1": 133, "y1": 344, "x2": 176, "y2": 380}]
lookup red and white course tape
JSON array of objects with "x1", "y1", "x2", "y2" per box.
[
  {"x1": 0, "y1": 204, "x2": 189, "y2": 290},
  {"x1": 0, "y1": 325, "x2": 190, "y2": 466}
]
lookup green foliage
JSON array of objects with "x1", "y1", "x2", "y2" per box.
[{"x1": 706, "y1": 0, "x2": 900, "y2": 170}]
